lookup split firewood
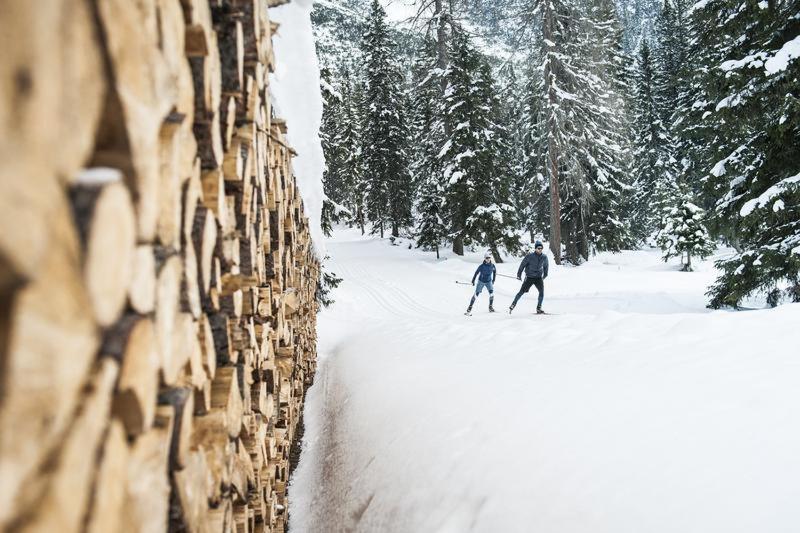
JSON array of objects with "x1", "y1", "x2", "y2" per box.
[
  {"x1": 104, "y1": 314, "x2": 160, "y2": 437},
  {"x1": 211, "y1": 367, "x2": 243, "y2": 439},
  {"x1": 123, "y1": 408, "x2": 173, "y2": 533},
  {"x1": 0, "y1": 0, "x2": 105, "y2": 281},
  {"x1": 154, "y1": 249, "x2": 182, "y2": 382},
  {"x1": 193, "y1": 205, "x2": 219, "y2": 297},
  {"x1": 171, "y1": 449, "x2": 211, "y2": 533},
  {"x1": 86, "y1": 421, "x2": 129, "y2": 533},
  {"x1": 94, "y1": 0, "x2": 175, "y2": 242},
  {"x1": 129, "y1": 245, "x2": 157, "y2": 314},
  {"x1": 11, "y1": 359, "x2": 116, "y2": 533},
  {"x1": 0, "y1": 202, "x2": 98, "y2": 528},
  {"x1": 69, "y1": 174, "x2": 136, "y2": 326},
  {"x1": 159, "y1": 387, "x2": 195, "y2": 470}
]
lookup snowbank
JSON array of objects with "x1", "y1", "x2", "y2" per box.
[
  {"x1": 270, "y1": 0, "x2": 326, "y2": 255},
  {"x1": 289, "y1": 229, "x2": 800, "y2": 532}
]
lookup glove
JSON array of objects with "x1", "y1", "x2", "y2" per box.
[
  {"x1": 517, "y1": 275, "x2": 521, "y2": 280},
  {"x1": 471, "y1": 281, "x2": 475, "y2": 286}
]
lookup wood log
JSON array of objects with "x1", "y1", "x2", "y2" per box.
[
  {"x1": 172, "y1": 449, "x2": 211, "y2": 533},
  {"x1": 193, "y1": 205, "x2": 218, "y2": 296},
  {"x1": 0, "y1": 0, "x2": 105, "y2": 279},
  {"x1": 0, "y1": 202, "x2": 98, "y2": 528},
  {"x1": 168, "y1": 312, "x2": 199, "y2": 385},
  {"x1": 94, "y1": 0, "x2": 176, "y2": 242},
  {"x1": 13, "y1": 359, "x2": 118, "y2": 533},
  {"x1": 158, "y1": 387, "x2": 195, "y2": 470},
  {"x1": 191, "y1": 410, "x2": 231, "y2": 504},
  {"x1": 211, "y1": 367, "x2": 243, "y2": 439},
  {"x1": 181, "y1": 237, "x2": 203, "y2": 318},
  {"x1": 181, "y1": 0, "x2": 214, "y2": 57},
  {"x1": 155, "y1": 250, "x2": 182, "y2": 385},
  {"x1": 86, "y1": 421, "x2": 129, "y2": 533},
  {"x1": 68, "y1": 175, "x2": 136, "y2": 326},
  {"x1": 201, "y1": 169, "x2": 227, "y2": 228},
  {"x1": 129, "y1": 245, "x2": 157, "y2": 314},
  {"x1": 123, "y1": 407, "x2": 173, "y2": 533},
  {"x1": 104, "y1": 314, "x2": 160, "y2": 437},
  {"x1": 198, "y1": 313, "x2": 219, "y2": 380},
  {"x1": 157, "y1": 115, "x2": 185, "y2": 249}
]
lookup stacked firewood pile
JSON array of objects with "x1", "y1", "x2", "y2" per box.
[{"x1": 0, "y1": 1, "x2": 319, "y2": 532}]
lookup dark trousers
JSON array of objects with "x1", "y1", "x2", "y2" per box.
[{"x1": 512, "y1": 277, "x2": 544, "y2": 309}]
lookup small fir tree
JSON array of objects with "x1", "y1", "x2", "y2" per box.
[{"x1": 657, "y1": 186, "x2": 714, "y2": 272}]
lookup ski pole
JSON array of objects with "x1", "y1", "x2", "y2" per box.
[
  {"x1": 455, "y1": 281, "x2": 472, "y2": 286},
  {"x1": 496, "y1": 273, "x2": 517, "y2": 280}
]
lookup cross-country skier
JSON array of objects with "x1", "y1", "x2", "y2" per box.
[
  {"x1": 466, "y1": 252, "x2": 497, "y2": 315},
  {"x1": 509, "y1": 240, "x2": 549, "y2": 314}
]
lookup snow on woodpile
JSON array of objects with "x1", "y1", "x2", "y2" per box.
[{"x1": 271, "y1": 0, "x2": 326, "y2": 255}]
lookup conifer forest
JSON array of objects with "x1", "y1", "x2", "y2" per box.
[{"x1": 313, "y1": 0, "x2": 800, "y2": 309}]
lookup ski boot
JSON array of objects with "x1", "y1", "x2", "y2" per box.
[
  {"x1": 536, "y1": 308, "x2": 546, "y2": 315},
  {"x1": 464, "y1": 306, "x2": 473, "y2": 316},
  {"x1": 508, "y1": 304, "x2": 515, "y2": 315},
  {"x1": 489, "y1": 305, "x2": 496, "y2": 313}
]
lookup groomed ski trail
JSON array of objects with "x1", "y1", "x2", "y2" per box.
[{"x1": 289, "y1": 229, "x2": 800, "y2": 533}]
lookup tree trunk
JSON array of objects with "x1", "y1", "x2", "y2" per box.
[
  {"x1": 452, "y1": 233, "x2": 464, "y2": 256},
  {"x1": 379, "y1": 221, "x2": 384, "y2": 239},
  {"x1": 565, "y1": 218, "x2": 579, "y2": 265},
  {"x1": 578, "y1": 206, "x2": 589, "y2": 262},
  {"x1": 543, "y1": 3, "x2": 562, "y2": 265},
  {"x1": 435, "y1": 245, "x2": 440, "y2": 260},
  {"x1": 491, "y1": 247, "x2": 503, "y2": 264},
  {"x1": 391, "y1": 223, "x2": 399, "y2": 238}
]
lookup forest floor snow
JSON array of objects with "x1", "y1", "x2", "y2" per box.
[{"x1": 288, "y1": 228, "x2": 800, "y2": 533}]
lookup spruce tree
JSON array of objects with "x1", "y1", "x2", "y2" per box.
[
  {"x1": 439, "y1": 27, "x2": 520, "y2": 259},
  {"x1": 360, "y1": 0, "x2": 413, "y2": 238},
  {"x1": 694, "y1": 0, "x2": 800, "y2": 307},
  {"x1": 411, "y1": 36, "x2": 448, "y2": 256},
  {"x1": 657, "y1": 185, "x2": 714, "y2": 272},
  {"x1": 631, "y1": 39, "x2": 675, "y2": 242},
  {"x1": 518, "y1": 55, "x2": 550, "y2": 243},
  {"x1": 336, "y1": 65, "x2": 367, "y2": 232},
  {"x1": 319, "y1": 66, "x2": 345, "y2": 237}
]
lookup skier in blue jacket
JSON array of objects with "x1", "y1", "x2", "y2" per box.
[
  {"x1": 466, "y1": 252, "x2": 497, "y2": 314},
  {"x1": 509, "y1": 240, "x2": 549, "y2": 314}
]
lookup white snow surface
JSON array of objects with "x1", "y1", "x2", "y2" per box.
[
  {"x1": 289, "y1": 228, "x2": 800, "y2": 533},
  {"x1": 270, "y1": 0, "x2": 326, "y2": 256}
]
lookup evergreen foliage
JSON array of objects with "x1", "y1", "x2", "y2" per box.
[
  {"x1": 360, "y1": 0, "x2": 414, "y2": 238},
  {"x1": 693, "y1": 0, "x2": 800, "y2": 307},
  {"x1": 657, "y1": 185, "x2": 715, "y2": 271},
  {"x1": 311, "y1": 0, "x2": 800, "y2": 309}
]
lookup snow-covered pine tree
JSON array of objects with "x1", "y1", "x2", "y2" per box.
[
  {"x1": 360, "y1": 0, "x2": 413, "y2": 238},
  {"x1": 577, "y1": 0, "x2": 635, "y2": 255},
  {"x1": 694, "y1": 0, "x2": 800, "y2": 308},
  {"x1": 657, "y1": 185, "x2": 714, "y2": 272},
  {"x1": 524, "y1": 0, "x2": 580, "y2": 263},
  {"x1": 439, "y1": 27, "x2": 520, "y2": 259},
  {"x1": 411, "y1": 36, "x2": 448, "y2": 256},
  {"x1": 320, "y1": 66, "x2": 344, "y2": 237},
  {"x1": 517, "y1": 56, "x2": 550, "y2": 243},
  {"x1": 465, "y1": 54, "x2": 522, "y2": 261},
  {"x1": 523, "y1": 0, "x2": 633, "y2": 264},
  {"x1": 336, "y1": 64, "x2": 367, "y2": 233},
  {"x1": 630, "y1": 39, "x2": 675, "y2": 242}
]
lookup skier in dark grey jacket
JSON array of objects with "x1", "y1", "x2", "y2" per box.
[{"x1": 509, "y1": 240, "x2": 549, "y2": 314}]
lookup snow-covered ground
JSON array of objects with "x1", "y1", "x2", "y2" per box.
[{"x1": 289, "y1": 228, "x2": 800, "y2": 533}]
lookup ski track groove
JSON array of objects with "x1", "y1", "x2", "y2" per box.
[{"x1": 334, "y1": 260, "x2": 451, "y2": 322}]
